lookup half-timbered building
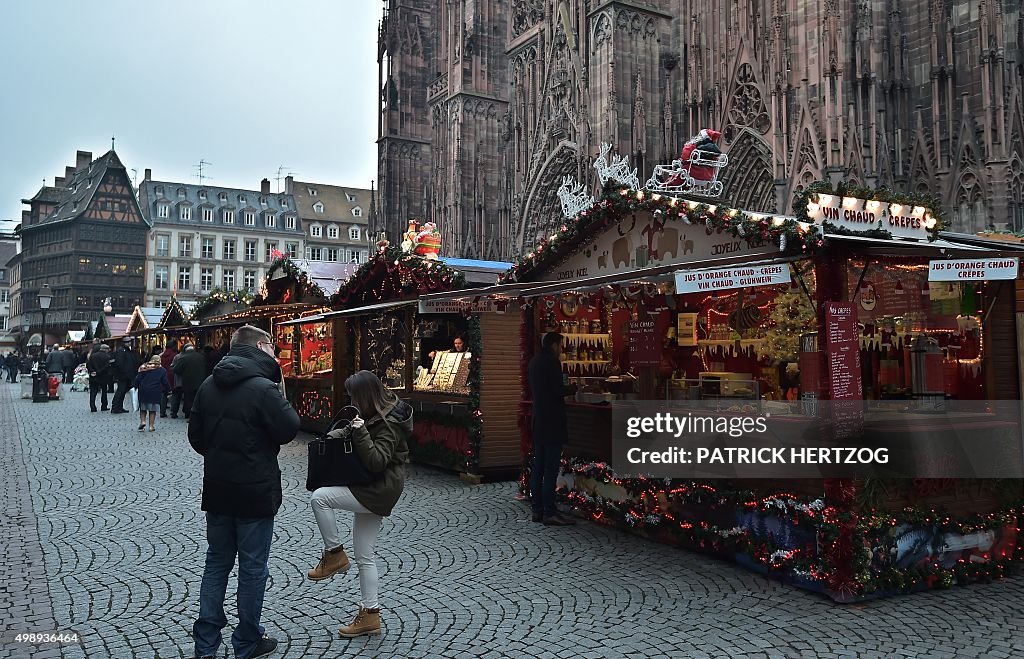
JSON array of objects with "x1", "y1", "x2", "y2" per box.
[{"x1": 18, "y1": 150, "x2": 149, "y2": 338}]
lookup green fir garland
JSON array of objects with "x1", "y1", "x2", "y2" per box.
[
  {"x1": 253, "y1": 257, "x2": 329, "y2": 304},
  {"x1": 500, "y1": 184, "x2": 825, "y2": 284},
  {"x1": 331, "y1": 247, "x2": 466, "y2": 308}
]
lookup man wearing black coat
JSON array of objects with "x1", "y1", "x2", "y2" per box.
[
  {"x1": 110, "y1": 342, "x2": 141, "y2": 414},
  {"x1": 86, "y1": 344, "x2": 112, "y2": 412},
  {"x1": 527, "y1": 332, "x2": 577, "y2": 526},
  {"x1": 61, "y1": 347, "x2": 78, "y2": 384},
  {"x1": 188, "y1": 325, "x2": 299, "y2": 659}
]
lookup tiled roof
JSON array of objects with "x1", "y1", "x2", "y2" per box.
[
  {"x1": 32, "y1": 151, "x2": 128, "y2": 228},
  {"x1": 138, "y1": 180, "x2": 302, "y2": 235},
  {"x1": 22, "y1": 187, "x2": 69, "y2": 205},
  {"x1": 0, "y1": 242, "x2": 17, "y2": 270},
  {"x1": 291, "y1": 180, "x2": 371, "y2": 226}
]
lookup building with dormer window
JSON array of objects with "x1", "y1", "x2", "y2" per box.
[
  {"x1": 287, "y1": 176, "x2": 371, "y2": 264},
  {"x1": 138, "y1": 173, "x2": 303, "y2": 307},
  {"x1": 15, "y1": 149, "x2": 149, "y2": 339}
]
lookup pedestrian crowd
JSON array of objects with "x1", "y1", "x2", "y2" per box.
[{"x1": 7, "y1": 327, "x2": 580, "y2": 659}]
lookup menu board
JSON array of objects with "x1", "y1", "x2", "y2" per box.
[
  {"x1": 825, "y1": 302, "x2": 863, "y2": 440},
  {"x1": 629, "y1": 318, "x2": 661, "y2": 367},
  {"x1": 825, "y1": 303, "x2": 862, "y2": 399}
]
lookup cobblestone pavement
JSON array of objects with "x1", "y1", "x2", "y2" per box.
[{"x1": 3, "y1": 382, "x2": 1024, "y2": 658}]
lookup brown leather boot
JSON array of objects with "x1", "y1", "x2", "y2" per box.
[
  {"x1": 338, "y1": 607, "x2": 381, "y2": 638},
  {"x1": 307, "y1": 546, "x2": 350, "y2": 581}
]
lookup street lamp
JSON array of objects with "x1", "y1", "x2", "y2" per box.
[{"x1": 38, "y1": 283, "x2": 52, "y2": 349}]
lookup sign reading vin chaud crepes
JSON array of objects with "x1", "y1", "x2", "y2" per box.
[
  {"x1": 675, "y1": 263, "x2": 790, "y2": 293},
  {"x1": 806, "y1": 193, "x2": 935, "y2": 240},
  {"x1": 929, "y1": 258, "x2": 1019, "y2": 282}
]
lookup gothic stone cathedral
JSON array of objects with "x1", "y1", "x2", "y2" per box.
[{"x1": 375, "y1": 1, "x2": 1024, "y2": 261}]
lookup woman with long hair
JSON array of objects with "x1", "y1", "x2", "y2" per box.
[{"x1": 308, "y1": 370, "x2": 412, "y2": 638}]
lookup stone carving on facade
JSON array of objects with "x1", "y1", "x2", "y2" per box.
[
  {"x1": 512, "y1": 0, "x2": 544, "y2": 39},
  {"x1": 592, "y1": 11, "x2": 613, "y2": 50},
  {"x1": 724, "y1": 63, "x2": 771, "y2": 144}
]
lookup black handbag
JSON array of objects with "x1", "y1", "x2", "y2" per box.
[{"x1": 306, "y1": 406, "x2": 375, "y2": 491}]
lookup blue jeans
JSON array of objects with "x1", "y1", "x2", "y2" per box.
[
  {"x1": 193, "y1": 513, "x2": 274, "y2": 659},
  {"x1": 530, "y1": 442, "x2": 563, "y2": 517}
]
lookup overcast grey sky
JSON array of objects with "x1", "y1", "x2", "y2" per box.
[{"x1": 0, "y1": 0, "x2": 379, "y2": 229}]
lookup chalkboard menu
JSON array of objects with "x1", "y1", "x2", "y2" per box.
[
  {"x1": 825, "y1": 302, "x2": 863, "y2": 440},
  {"x1": 628, "y1": 318, "x2": 661, "y2": 368},
  {"x1": 825, "y1": 303, "x2": 862, "y2": 400}
]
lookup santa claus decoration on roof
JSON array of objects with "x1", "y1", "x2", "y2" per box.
[{"x1": 645, "y1": 128, "x2": 729, "y2": 198}]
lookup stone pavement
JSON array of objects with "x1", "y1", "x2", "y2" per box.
[{"x1": 3, "y1": 381, "x2": 1024, "y2": 658}]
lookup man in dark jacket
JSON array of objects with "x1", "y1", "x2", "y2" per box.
[
  {"x1": 160, "y1": 341, "x2": 178, "y2": 417},
  {"x1": 4, "y1": 352, "x2": 18, "y2": 382},
  {"x1": 188, "y1": 324, "x2": 299, "y2": 659},
  {"x1": 86, "y1": 344, "x2": 112, "y2": 412},
  {"x1": 61, "y1": 347, "x2": 78, "y2": 384},
  {"x1": 44, "y1": 346, "x2": 63, "y2": 375},
  {"x1": 527, "y1": 332, "x2": 577, "y2": 526},
  {"x1": 172, "y1": 344, "x2": 208, "y2": 419},
  {"x1": 110, "y1": 342, "x2": 141, "y2": 414}
]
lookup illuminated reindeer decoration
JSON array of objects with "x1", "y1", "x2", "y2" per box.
[
  {"x1": 557, "y1": 175, "x2": 595, "y2": 219},
  {"x1": 593, "y1": 142, "x2": 640, "y2": 190}
]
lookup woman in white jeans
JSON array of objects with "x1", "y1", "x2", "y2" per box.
[{"x1": 308, "y1": 370, "x2": 412, "y2": 638}]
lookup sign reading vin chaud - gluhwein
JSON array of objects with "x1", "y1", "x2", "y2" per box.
[
  {"x1": 675, "y1": 264, "x2": 791, "y2": 294},
  {"x1": 538, "y1": 210, "x2": 780, "y2": 283},
  {"x1": 806, "y1": 193, "x2": 935, "y2": 240}
]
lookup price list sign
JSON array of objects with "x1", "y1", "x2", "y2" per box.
[
  {"x1": 628, "y1": 319, "x2": 661, "y2": 367},
  {"x1": 825, "y1": 302, "x2": 863, "y2": 440}
]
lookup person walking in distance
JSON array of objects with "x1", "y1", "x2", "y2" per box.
[
  {"x1": 528, "y1": 332, "x2": 577, "y2": 526},
  {"x1": 87, "y1": 343, "x2": 112, "y2": 412},
  {"x1": 4, "y1": 351, "x2": 18, "y2": 383},
  {"x1": 44, "y1": 346, "x2": 62, "y2": 377},
  {"x1": 308, "y1": 370, "x2": 413, "y2": 639},
  {"x1": 172, "y1": 344, "x2": 207, "y2": 419},
  {"x1": 110, "y1": 341, "x2": 141, "y2": 414},
  {"x1": 160, "y1": 340, "x2": 179, "y2": 418},
  {"x1": 61, "y1": 346, "x2": 77, "y2": 384},
  {"x1": 134, "y1": 355, "x2": 170, "y2": 432},
  {"x1": 188, "y1": 325, "x2": 299, "y2": 659}
]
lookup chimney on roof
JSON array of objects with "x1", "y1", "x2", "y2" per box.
[
  {"x1": 285, "y1": 176, "x2": 294, "y2": 194},
  {"x1": 54, "y1": 176, "x2": 66, "y2": 187},
  {"x1": 64, "y1": 166, "x2": 76, "y2": 182},
  {"x1": 76, "y1": 151, "x2": 92, "y2": 170},
  {"x1": 261, "y1": 178, "x2": 271, "y2": 194},
  {"x1": 144, "y1": 168, "x2": 152, "y2": 181}
]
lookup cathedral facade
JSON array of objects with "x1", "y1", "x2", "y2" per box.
[{"x1": 375, "y1": 1, "x2": 1024, "y2": 261}]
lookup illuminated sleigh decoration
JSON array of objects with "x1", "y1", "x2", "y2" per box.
[{"x1": 645, "y1": 149, "x2": 729, "y2": 198}]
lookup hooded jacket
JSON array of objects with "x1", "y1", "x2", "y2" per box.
[
  {"x1": 188, "y1": 344, "x2": 300, "y2": 518},
  {"x1": 329, "y1": 398, "x2": 413, "y2": 517},
  {"x1": 160, "y1": 346, "x2": 178, "y2": 388}
]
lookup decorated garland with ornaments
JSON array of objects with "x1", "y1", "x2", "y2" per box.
[
  {"x1": 331, "y1": 246, "x2": 465, "y2": 308},
  {"x1": 190, "y1": 289, "x2": 255, "y2": 321}
]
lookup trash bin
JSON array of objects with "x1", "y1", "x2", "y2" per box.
[{"x1": 32, "y1": 370, "x2": 50, "y2": 403}]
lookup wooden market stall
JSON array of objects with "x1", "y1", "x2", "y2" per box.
[
  {"x1": 320, "y1": 247, "x2": 514, "y2": 479},
  {"x1": 125, "y1": 305, "x2": 166, "y2": 355},
  {"x1": 488, "y1": 178, "x2": 1024, "y2": 601}
]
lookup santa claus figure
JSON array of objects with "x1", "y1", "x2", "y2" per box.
[
  {"x1": 667, "y1": 129, "x2": 724, "y2": 185},
  {"x1": 413, "y1": 222, "x2": 442, "y2": 259}
]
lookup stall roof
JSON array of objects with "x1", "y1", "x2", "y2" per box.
[
  {"x1": 104, "y1": 315, "x2": 132, "y2": 337},
  {"x1": 203, "y1": 302, "x2": 322, "y2": 326},
  {"x1": 438, "y1": 257, "x2": 513, "y2": 284},
  {"x1": 278, "y1": 314, "x2": 326, "y2": 327},
  {"x1": 938, "y1": 231, "x2": 1024, "y2": 251},
  {"x1": 321, "y1": 300, "x2": 417, "y2": 319},
  {"x1": 823, "y1": 233, "x2": 994, "y2": 254},
  {"x1": 419, "y1": 253, "x2": 805, "y2": 302}
]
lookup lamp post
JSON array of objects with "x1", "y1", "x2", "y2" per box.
[{"x1": 38, "y1": 283, "x2": 52, "y2": 348}]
